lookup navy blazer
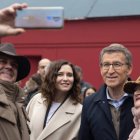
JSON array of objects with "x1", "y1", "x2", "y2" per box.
[{"x1": 79, "y1": 84, "x2": 134, "y2": 140}]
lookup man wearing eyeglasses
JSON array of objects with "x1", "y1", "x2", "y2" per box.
[{"x1": 79, "y1": 43, "x2": 134, "y2": 140}]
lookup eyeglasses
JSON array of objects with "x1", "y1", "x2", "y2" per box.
[{"x1": 100, "y1": 62, "x2": 128, "y2": 70}]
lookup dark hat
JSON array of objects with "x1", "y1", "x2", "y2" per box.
[
  {"x1": 124, "y1": 76, "x2": 140, "y2": 94},
  {"x1": 0, "y1": 43, "x2": 30, "y2": 81}
]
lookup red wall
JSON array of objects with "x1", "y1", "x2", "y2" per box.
[{"x1": 2, "y1": 17, "x2": 140, "y2": 89}]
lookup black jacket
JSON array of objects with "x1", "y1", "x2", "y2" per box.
[{"x1": 79, "y1": 84, "x2": 134, "y2": 140}]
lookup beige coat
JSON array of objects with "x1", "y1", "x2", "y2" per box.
[{"x1": 26, "y1": 93, "x2": 82, "y2": 140}]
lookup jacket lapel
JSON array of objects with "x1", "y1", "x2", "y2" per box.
[
  {"x1": 98, "y1": 99, "x2": 112, "y2": 123},
  {"x1": 37, "y1": 97, "x2": 75, "y2": 140},
  {"x1": 0, "y1": 92, "x2": 17, "y2": 124},
  {"x1": 94, "y1": 85, "x2": 113, "y2": 124}
]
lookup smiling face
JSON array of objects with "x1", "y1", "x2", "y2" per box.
[
  {"x1": 134, "y1": 85, "x2": 140, "y2": 109},
  {"x1": 100, "y1": 52, "x2": 132, "y2": 89},
  {"x1": 0, "y1": 55, "x2": 18, "y2": 82},
  {"x1": 55, "y1": 64, "x2": 74, "y2": 94}
]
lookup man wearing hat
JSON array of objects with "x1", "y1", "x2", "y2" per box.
[
  {"x1": 124, "y1": 76, "x2": 140, "y2": 140},
  {"x1": 0, "y1": 43, "x2": 30, "y2": 140}
]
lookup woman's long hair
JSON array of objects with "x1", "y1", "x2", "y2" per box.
[{"x1": 41, "y1": 60, "x2": 81, "y2": 105}]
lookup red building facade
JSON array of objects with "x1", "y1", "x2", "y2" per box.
[{"x1": 2, "y1": 17, "x2": 140, "y2": 89}]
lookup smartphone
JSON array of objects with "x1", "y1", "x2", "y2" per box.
[{"x1": 15, "y1": 7, "x2": 64, "y2": 29}]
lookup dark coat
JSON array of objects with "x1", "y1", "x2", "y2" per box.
[{"x1": 79, "y1": 84, "x2": 134, "y2": 140}]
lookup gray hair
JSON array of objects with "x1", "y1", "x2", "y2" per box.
[{"x1": 99, "y1": 43, "x2": 132, "y2": 67}]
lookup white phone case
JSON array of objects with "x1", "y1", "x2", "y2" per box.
[{"x1": 15, "y1": 7, "x2": 64, "y2": 29}]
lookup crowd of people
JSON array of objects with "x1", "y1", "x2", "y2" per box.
[{"x1": 0, "y1": 3, "x2": 140, "y2": 140}]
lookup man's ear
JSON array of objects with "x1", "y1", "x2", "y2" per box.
[{"x1": 127, "y1": 64, "x2": 133, "y2": 76}]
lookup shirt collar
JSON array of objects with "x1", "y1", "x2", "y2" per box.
[
  {"x1": 106, "y1": 88, "x2": 129, "y2": 109},
  {"x1": 106, "y1": 88, "x2": 129, "y2": 101}
]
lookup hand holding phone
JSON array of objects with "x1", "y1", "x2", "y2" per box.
[{"x1": 15, "y1": 7, "x2": 64, "y2": 29}]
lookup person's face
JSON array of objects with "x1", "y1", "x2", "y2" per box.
[
  {"x1": 100, "y1": 52, "x2": 132, "y2": 89},
  {"x1": 55, "y1": 64, "x2": 74, "y2": 94},
  {"x1": 0, "y1": 55, "x2": 18, "y2": 82},
  {"x1": 85, "y1": 88, "x2": 96, "y2": 97},
  {"x1": 134, "y1": 85, "x2": 140, "y2": 108},
  {"x1": 38, "y1": 60, "x2": 50, "y2": 79}
]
